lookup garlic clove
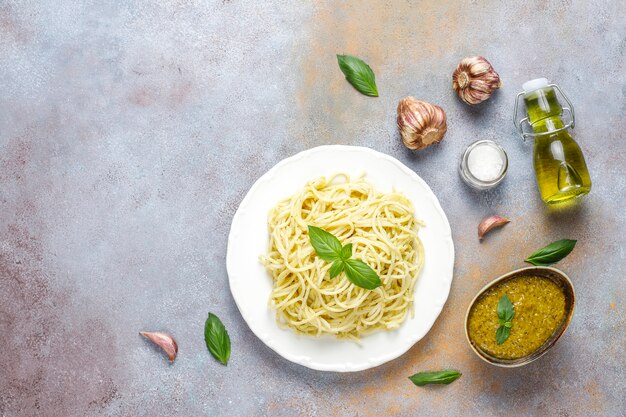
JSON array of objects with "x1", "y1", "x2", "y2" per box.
[
  {"x1": 452, "y1": 56, "x2": 501, "y2": 105},
  {"x1": 478, "y1": 215, "x2": 510, "y2": 240},
  {"x1": 140, "y1": 331, "x2": 178, "y2": 362},
  {"x1": 397, "y1": 97, "x2": 447, "y2": 150}
]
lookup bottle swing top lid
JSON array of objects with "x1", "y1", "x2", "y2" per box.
[
  {"x1": 522, "y1": 78, "x2": 550, "y2": 94},
  {"x1": 514, "y1": 78, "x2": 575, "y2": 140}
]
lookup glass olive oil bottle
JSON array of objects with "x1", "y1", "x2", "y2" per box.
[{"x1": 515, "y1": 79, "x2": 591, "y2": 204}]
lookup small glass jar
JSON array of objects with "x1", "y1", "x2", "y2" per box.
[{"x1": 460, "y1": 140, "x2": 508, "y2": 190}]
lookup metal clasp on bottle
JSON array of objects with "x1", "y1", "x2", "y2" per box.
[{"x1": 513, "y1": 84, "x2": 576, "y2": 141}]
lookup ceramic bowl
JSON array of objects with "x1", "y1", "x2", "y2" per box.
[{"x1": 464, "y1": 266, "x2": 575, "y2": 367}]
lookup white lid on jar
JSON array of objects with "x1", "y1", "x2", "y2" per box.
[{"x1": 522, "y1": 78, "x2": 550, "y2": 94}]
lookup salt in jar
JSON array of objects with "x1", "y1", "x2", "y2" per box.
[{"x1": 460, "y1": 140, "x2": 508, "y2": 190}]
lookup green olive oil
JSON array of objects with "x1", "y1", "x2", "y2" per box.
[{"x1": 523, "y1": 84, "x2": 591, "y2": 204}]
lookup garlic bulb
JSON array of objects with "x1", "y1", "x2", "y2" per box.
[
  {"x1": 452, "y1": 56, "x2": 501, "y2": 105},
  {"x1": 397, "y1": 97, "x2": 447, "y2": 150}
]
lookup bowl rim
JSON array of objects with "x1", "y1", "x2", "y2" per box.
[{"x1": 464, "y1": 266, "x2": 575, "y2": 368}]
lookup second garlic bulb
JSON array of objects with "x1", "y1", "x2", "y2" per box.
[
  {"x1": 397, "y1": 97, "x2": 448, "y2": 151},
  {"x1": 452, "y1": 56, "x2": 502, "y2": 105}
]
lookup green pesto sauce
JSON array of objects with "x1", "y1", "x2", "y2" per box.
[{"x1": 468, "y1": 275, "x2": 566, "y2": 360}]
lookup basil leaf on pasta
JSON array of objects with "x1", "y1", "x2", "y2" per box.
[
  {"x1": 329, "y1": 259, "x2": 344, "y2": 278},
  {"x1": 340, "y1": 243, "x2": 352, "y2": 261},
  {"x1": 343, "y1": 259, "x2": 382, "y2": 290},
  {"x1": 308, "y1": 226, "x2": 343, "y2": 262},
  {"x1": 308, "y1": 226, "x2": 382, "y2": 289}
]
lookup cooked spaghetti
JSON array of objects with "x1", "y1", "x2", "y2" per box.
[{"x1": 260, "y1": 173, "x2": 424, "y2": 340}]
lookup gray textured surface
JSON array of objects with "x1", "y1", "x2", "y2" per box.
[{"x1": 1, "y1": 1, "x2": 624, "y2": 416}]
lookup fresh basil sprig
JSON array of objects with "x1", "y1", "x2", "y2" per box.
[
  {"x1": 524, "y1": 239, "x2": 577, "y2": 266},
  {"x1": 342, "y1": 258, "x2": 381, "y2": 290},
  {"x1": 336, "y1": 54, "x2": 379, "y2": 97},
  {"x1": 204, "y1": 313, "x2": 231, "y2": 365},
  {"x1": 308, "y1": 226, "x2": 381, "y2": 290},
  {"x1": 496, "y1": 295, "x2": 514, "y2": 345},
  {"x1": 408, "y1": 370, "x2": 462, "y2": 387}
]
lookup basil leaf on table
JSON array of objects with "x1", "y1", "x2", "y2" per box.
[
  {"x1": 204, "y1": 313, "x2": 231, "y2": 365},
  {"x1": 343, "y1": 259, "x2": 382, "y2": 290},
  {"x1": 408, "y1": 370, "x2": 462, "y2": 387},
  {"x1": 308, "y1": 226, "x2": 343, "y2": 262},
  {"x1": 336, "y1": 54, "x2": 379, "y2": 97},
  {"x1": 524, "y1": 239, "x2": 577, "y2": 266}
]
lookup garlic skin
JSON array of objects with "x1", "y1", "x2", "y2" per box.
[
  {"x1": 397, "y1": 97, "x2": 447, "y2": 150},
  {"x1": 452, "y1": 56, "x2": 502, "y2": 105},
  {"x1": 478, "y1": 215, "x2": 510, "y2": 240},
  {"x1": 140, "y1": 331, "x2": 178, "y2": 362}
]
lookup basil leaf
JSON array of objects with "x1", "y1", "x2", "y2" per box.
[
  {"x1": 496, "y1": 295, "x2": 514, "y2": 343},
  {"x1": 524, "y1": 239, "x2": 577, "y2": 266},
  {"x1": 204, "y1": 313, "x2": 231, "y2": 365},
  {"x1": 496, "y1": 325, "x2": 511, "y2": 345},
  {"x1": 308, "y1": 226, "x2": 343, "y2": 262},
  {"x1": 307, "y1": 227, "x2": 380, "y2": 290},
  {"x1": 497, "y1": 294, "x2": 514, "y2": 322},
  {"x1": 343, "y1": 259, "x2": 381, "y2": 290},
  {"x1": 408, "y1": 370, "x2": 462, "y2": 387},
  {"x1": 340, "y1": 243, "x2": 352, "y2": 261},
  {"x1": 329, "y1": 259, "x2": 344, "y2": 278},
  {"x1": 336, "y1": 54, "x2": 379, "y2": 97}
]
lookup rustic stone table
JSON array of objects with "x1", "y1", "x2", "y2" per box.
[{"x1": 1, "y1": 1, "x2": 624, "y2": 416}]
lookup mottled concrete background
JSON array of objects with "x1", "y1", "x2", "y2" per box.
[{"x1": 1, "y1": 1, "x2": 624, "y2": 416}]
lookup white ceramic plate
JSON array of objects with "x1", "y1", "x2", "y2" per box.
[{"x1": 227, "y1": 145, "x2": 454, "y2": 372}]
